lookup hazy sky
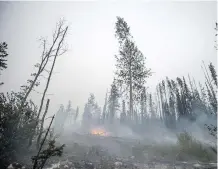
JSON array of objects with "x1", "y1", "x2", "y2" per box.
[{"x1": 0, "y1": 1, "x2": 217, "y2": 119}]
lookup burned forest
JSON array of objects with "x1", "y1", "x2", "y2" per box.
[{"x1": 0, "y1": 2, "x2": 217, "y2": 169}]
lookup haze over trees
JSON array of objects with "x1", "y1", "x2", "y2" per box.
[
  {"x1": 0, "y1": 14, "x2": 217, "y2": 169},
  {"x1": 75, "y1": 18, "x2": 217, "y2": 139}
]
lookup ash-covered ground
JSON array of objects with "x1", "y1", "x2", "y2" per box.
[{"x1": 41, "y1": 124, "x2": 217, "y2": 169}]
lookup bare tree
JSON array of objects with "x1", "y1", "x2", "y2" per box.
[
  {"x1": 37, "y1": 20, "x2": 68, "y2": 120},
  {"x1": 32, "y1": 115, "x2": 65, "y2": 169},
  {"x1": 36, "y1": 99, "x2": 50, "y2": 149},
  {"x1": 28, "y1": 19, "x2": 68, "y2": 148},
  {"x1": 19, "y1": 33, "x2": 60, "y2": 110},
  {"x1": 74, "y1": 106, "x2": 79, "y2": 123},
  {"x1": 17, "y1": 20, "x2": 68, "y2": 132}
]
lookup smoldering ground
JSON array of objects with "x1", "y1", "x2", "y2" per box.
[{"x1": 53, "y1": 109, "x2": 216, "y2": 164}]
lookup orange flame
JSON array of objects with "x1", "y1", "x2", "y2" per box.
[{"x1": 90, "y1": 128, "x2": 108, "y2": 136}]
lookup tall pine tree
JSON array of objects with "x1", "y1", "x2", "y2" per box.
[{"x1": 114, "y1": 16, "x2": 151, "y2": 121}]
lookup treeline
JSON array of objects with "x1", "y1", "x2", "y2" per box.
[
  {"x1": 82, "y1": 63, "x2": 217, "y2": 128},
  {"x1": 53, "y1": 101, "x2": 79, "y2": 135},
  {"x1": 81, "y1": 17, "x2": 217, "y2": 138}
]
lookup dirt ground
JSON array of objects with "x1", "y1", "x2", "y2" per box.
[{"x1": 42, "y1": 133, "x2": 217, "y2": 169}]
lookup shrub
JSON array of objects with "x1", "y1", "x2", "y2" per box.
[
  {"x1": 0, "y1": 92, "x2": 38, "y2": 168},
  {"x1": 177, "y1": 132, "x2": 216, "y2": 162}
]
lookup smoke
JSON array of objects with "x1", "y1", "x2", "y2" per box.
[
  {"x1": 54, "y1": 107, "x2": 216, "y2": 159},
  {"x1": 175, "y1": 111, "x2": 216, "y2": 146}
]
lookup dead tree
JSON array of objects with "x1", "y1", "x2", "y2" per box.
[
  {"x1": 74, "y1": 106, "x2": 79, "y2": 123},
  {"x1": 32, "y1": 115, "x2": 65, "y2": 169},
  {"x1": 28, "y1": 19, "x2": 68, "y2": 147},
  {"x1": 18, "y1": 20, "x2": 69, "y2": 130},
  {"x1": 19, "y1": 36, "x2": 57, "y2": 110},
  {"x1": 36, "y1": 99, "x2": 50, "y2": 149},
  {"x1": 37, "y1": 20, "x2": 68, "y2": 120}
]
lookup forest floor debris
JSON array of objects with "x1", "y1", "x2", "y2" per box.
[{"x1": 40, "y1": 134, "x2": 217, "y2": 169}]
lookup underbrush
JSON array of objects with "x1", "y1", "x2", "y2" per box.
[
  {"x1": 132, "y1": 132, "x2": 216, "y2": 163},
  {"x1": 176, "y1": 132, "x2": 216, "y2": 162}
]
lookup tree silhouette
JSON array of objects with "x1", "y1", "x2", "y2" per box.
[
  {"x1": 0, "y1": 42, "x2": 8, "y2": 85},
  {"x1": 102, "y1": 90, "x2": 108, "y2": 124},
  {"x1": 115, "y1": 16, "x2": 151, "y2": 121},
  {"x1": 108, "y1": 79, "x2": 120, "y2": 123},
  {"x1": 120, "y1": 100, "x2": 126, "y2": 124},
  {"x1": 209, "y1": 62, "x2": 217, "y2": 87},
  {"x1": 140, "y1": 87, "x2": 147, "y2": 124},
  {"x1": 0, "y1": 42, "x2": 8, "y2": 71}
]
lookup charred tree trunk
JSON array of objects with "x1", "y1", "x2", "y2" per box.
[
  {"x1": 32, "y1": 115, "x2": 55, "y2": 169},
  {"x1": 36, "y1": 99, "x2": 50, "y2": 149}
]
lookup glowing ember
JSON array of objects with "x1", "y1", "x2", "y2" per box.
[{"x1": 90, "y1": 128, "x2": 108, "y2": 136}]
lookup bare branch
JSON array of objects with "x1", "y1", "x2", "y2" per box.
[
  {"x1": 41, "y1": 39, "x2": 47, "y2": 60},
  {"x1": 32, "y1": 89, "x2": 54, "y2": 96},
  {"x1": 57, "y1": 48, "x2": 67, "y2": 56},
  {"x1": 43, "y1": 69, "x2": 50, "y2": 74},
  {"x1": 39, "y1": 74, "x2": 48, "y2": 80}
]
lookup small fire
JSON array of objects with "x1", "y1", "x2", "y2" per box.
[{"x1": 90, "y1": 128, "x2": 108, "y2": 136}]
